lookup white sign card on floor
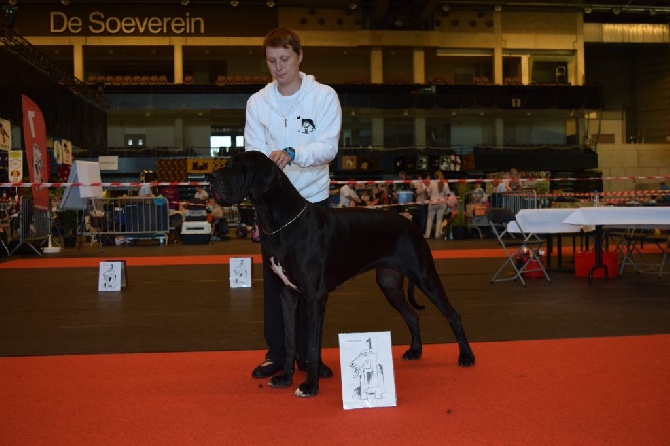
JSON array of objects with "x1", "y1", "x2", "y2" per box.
[
  {"x1": 338, "y1": 331, "x2": 397, "y2": 410},
  {"x1": 229, "y1": 257, "x2": 252, "y2": 288},
  {"x1": 98, "y1": 260, "x2": 127, "y2": 292}
]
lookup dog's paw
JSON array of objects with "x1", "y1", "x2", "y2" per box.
[
  {"x1": 402, "y1": 348, "x2": 423, "y2": 360},
  {"x1": 268, "y1": 374, "x2": 292, "y2": 388},
  {"x1": 295, "y1": 383, "x2": 319, "y2": 398},
  {"x1": 458, "y1": 352, "x2": 476, "y2": 367}
]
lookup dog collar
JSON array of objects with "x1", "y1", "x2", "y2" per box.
[{"x1": 261, "y1": 203, "x2": 308, "y2": 235}]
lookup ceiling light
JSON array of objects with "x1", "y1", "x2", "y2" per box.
[
  {"x1": 441, "y1": 5, "x2": 449, "y2": 12},
  {"x1": 348, "y1": 2, "x2": 357, "y2": 10},
  {"x1": 180, "y1": 0, "x2": 189, "y2": 6},
  {"x1": 61, "y1": 0, "x2": 70, "y2": 5},
  {"x1": 494, "y1": 5, "x2": 501, "y2": 12},
  {"x1": 612, "y1": 7, "x2": 621, "y2": 15},
  {"x1": 584, "y1": 6, "x2": 592, "y2": 14},
  {"x1": 648, "y1": 9, "x2": 657, "y2": 16},
  {"x1": 266, "y1": 0, "x2": 275, "y2": 7},
  {"x1": 230, "y1": 0, "x2": 239, "y2": 6},
  {"x1": 8, "y1": 0, "x2": 17, "y2": 5}
]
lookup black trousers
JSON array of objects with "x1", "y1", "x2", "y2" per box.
[{"x1": 261, "y1": 198, "x2": 330, "y2": 366}]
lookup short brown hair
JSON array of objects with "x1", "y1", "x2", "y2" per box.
[{"x1": 263, "y1": 27, "x2": 302, "y2": 56}]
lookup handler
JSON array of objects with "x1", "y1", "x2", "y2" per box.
[{"x1": 244, "y1": 27, "x2": 342, "y2": 379}]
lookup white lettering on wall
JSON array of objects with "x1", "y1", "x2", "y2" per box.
[{"x1": 50, "y1": 11, "x2": 205, "y2": 35}]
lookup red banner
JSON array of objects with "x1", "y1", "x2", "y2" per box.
[{"x1": 22, "y1": 95, "x2": 50, "y2": 210}]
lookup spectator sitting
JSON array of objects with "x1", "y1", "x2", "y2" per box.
[
  {"x1": 339, "y1": 179, "x2": 361, "y2": 207},
  {"x1": 206, "y1": 197, "x2": 229, "y2": 241}
]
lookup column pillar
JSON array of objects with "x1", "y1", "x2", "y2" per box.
[{"x1": 370, "y1": 47, "x2": 383, "y2": 84}]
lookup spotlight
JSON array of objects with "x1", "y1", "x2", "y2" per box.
[
  {"x1": 612, "y1": 7, "x2": 621, "y2": 15},
  {"x1": 180, "y1": 0, "x2": 189, "y2": 6},
  {"x1": 61, "y1": 0, "x2": 70, "y2": 5},
  {"x1": 266, "y1": 0, "x2": 275, "y2": 7},
  {"x1": 584, "y1": 6, "x2": 592, "y2": 14},
  {"x1": 230, "y1": 0, "x2": 239, "y2": 6}
]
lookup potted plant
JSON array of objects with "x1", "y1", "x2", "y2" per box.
[{"x1": 450, "y1": 206, "x2": 469, "y2": 240}]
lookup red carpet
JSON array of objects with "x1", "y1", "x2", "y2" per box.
[
  {"x1": 0, "y1": 248, "x2": 507, "y2": 269},
  {"x1": 1, "y1": 335, "x2": 668, "y2": 445}
]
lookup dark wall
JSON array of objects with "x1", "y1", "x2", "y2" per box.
[{"x1": 0, "y1": 47, "x2": 107, "y2": 152}]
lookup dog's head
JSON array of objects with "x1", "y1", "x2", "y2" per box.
[{"x1": 209, "y1": 151, "x2": 279, "y2": 206}]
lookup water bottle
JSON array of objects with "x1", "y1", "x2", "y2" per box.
[{"x1": 593, "y1": 189, "x2": 599, "y2": 207}]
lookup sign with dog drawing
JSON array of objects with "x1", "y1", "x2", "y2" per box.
[
  {"x1": 229, "y1": 257, "x2": 252, "y2": 288},
  {"x1": 98, "y1": 261, "x2": 127, "y2": 292},
  {"x1": 338, "y1": 331, "x2": 397, "y2": 410}
]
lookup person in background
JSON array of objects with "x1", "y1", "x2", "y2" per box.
[
  {"x1": 161, "y1": 185, "x2": 181, "y2": 211},
  {"x1": 244, "y1": 27, "x2": 342, "y2": 380},
  {"x1": 138, "y1": 170, "x2": 156, "y2": 197},
  {"x1": 425, "y1": 170, "x2": 450, "y2": 239},
  {"x1": 339, "y1": 179, "x2": 361, "y2": 207},
  {"x1": 412, "y1": 172, "x2": 429, "y2": 234},
  {"x1": 206, "y1": 197, "x2": 229, "y2": 240},
  {"x1": 193, "y1": 186, "x2": 209, "y2": 201}
]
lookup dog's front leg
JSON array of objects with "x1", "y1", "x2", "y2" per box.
[
  {"x1": 268, "y1": 287, "x2": 298, "y2": 389},
  {"x1": 295, "y1": 293, "x2": 327, "y2": 398}
]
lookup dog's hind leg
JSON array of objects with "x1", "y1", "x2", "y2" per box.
[
  {"x1": 376, "y1": 268, "x2": 423, "y2": 360},
  {"x1": 415, "y1": 269, "x2": 475, "y2": 367},
  {"x1": 269, "y1": 287, "x2": 298, "y2": 389}
]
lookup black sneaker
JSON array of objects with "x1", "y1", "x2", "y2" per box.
[
  {"x1": 251, "y1": 361, "x2": 283, "y2": 379},
  {"x1": 297, "y1": 361, "x2": 334, "y2": 379}
]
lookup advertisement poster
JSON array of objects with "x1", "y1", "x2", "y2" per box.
[
  {"x1": 8, "y1": 151, "x2": 23, "y2": 184},
  {"x1": 0, "y1": 118, "x2": 11, "y2": 151},
  {"x1": 21, "y1": 95, "x2": 50, "y2": 210}
]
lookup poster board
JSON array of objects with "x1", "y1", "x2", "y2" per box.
[
  {"x1": 338, "y1": 331, "x2": 397, "y2": 410},
  {"x1": 98, "y1": 260, "x2": 127, "y2": 292},
  {"x1": 60, "y1": 160, "x2": 103, "y2": 210},
  {"x1": 229, "y1": 257, "x2": 252, "y2": 288}
]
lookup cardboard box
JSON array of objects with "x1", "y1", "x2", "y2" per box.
[{"x1": 574, "y1": 251, "x2": 619, "y2": 278}]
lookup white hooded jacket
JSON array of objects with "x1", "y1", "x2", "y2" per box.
[{"x1": 244, "y1": 73, "x2": 342, "y2": 202}]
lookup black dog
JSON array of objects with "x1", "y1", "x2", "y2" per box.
[{"x1": 210, "y1": 151, "x2": 475, "y2": 397}]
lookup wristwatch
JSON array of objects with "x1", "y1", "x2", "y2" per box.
[{"x1": 283, "y1": 147, "x2": 295, "y2": 163}]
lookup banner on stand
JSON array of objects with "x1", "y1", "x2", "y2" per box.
[{"x1": 21, "y1": 95, "x2": 50, "y2": 210}]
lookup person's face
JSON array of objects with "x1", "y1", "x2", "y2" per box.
[{"x1": 266, "y1": 46, "x2": 302, "y2": 90}]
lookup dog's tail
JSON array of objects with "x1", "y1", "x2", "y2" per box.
[{"x1": 407, "y1": 281, "x2": 426, "y2": 310}]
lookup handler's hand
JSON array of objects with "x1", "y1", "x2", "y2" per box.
[{"x1": 269, "y1": 150, "x2": 291, "y2": 170}]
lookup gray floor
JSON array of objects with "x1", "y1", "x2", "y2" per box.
[{"x1": 1, "y1": 236, "x2": 669, "y2": 357}]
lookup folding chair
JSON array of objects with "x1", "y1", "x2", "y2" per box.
[
  {"x1": 658, "y1": 236, "x2": 669, "y2": 279},
  {"x1": 619, "y1": 229, "x2": 668, "y2": 275},
  {"x1": 487, "y1": 207, "x2": 551, "y2": 286}
]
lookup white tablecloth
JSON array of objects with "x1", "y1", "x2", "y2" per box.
[
  {"x1": 508, "y1": 208, "x2": 593, "y2": 234},
  {"x1": 563, "y1": 206, "x2": 670, "y2": 229}
]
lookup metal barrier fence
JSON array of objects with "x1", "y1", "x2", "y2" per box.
[
  {"x1": 83, "y1": 197, "x2": 170, "y2": 250},
  {"x1": 491, "y1": 189, "x2": 548, "y2": 214},
  {"x1": 4, "y1": 197, "x2": 52, "y2": 256}
]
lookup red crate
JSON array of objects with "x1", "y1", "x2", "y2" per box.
[{"x1": 574, "y1": 251, "x2": 619, "y2": 278}]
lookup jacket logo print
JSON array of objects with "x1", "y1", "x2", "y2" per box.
[{"x1": 301, "y1": 119, "x2": 316, "y2": 134}]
